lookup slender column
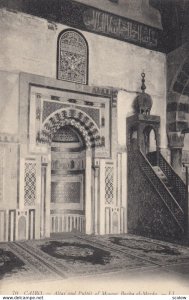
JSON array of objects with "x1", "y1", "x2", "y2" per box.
[
  {"x1": 0, "y1": 211, "x2": 5, "y2": 242},
  {"x1": 94, "y1": 165, "x2": 100, "y2": 235},
  {"x1": 40, "y1": 165, "x2": 47, "y2": 238},
  {"x1": 171, "y1": 148, "x2": 182, "y2": 173},
  {"x1": 168, "y1": 132, "x2": 184, "y2": 176},
  {"x1": 10, "y1": 211, "x2": 14, "y2": 241},
  {"x1": 156, "y1": 131, "x2": 161, "y2": 166},
  {"x1": 85, "y1": 150, "x2": 92, "y2": 234},
  {"x1": 35, "y1": 156, "x2": 41, "y2": 240},
  {"x1": 19, "y1": 156, "x2": 25, "y2": 210},
  {"x1": 5, "y1": 210, "x2": 9, "y2": 242},
  {"x1": 123, "y1": 151, "x2": 127, "y2": 233},
  {"x1": 117, "y1": 153, "x2": 121, "y2": 208},
  {"x1": 118, "y1": 151, "x2": 127, "y2": 233},
  {"x1": 99, "y1": 160, "x2": 105, "y2": 235},
  {"x1": 44, "y1": 151, "x2": 51, "y2": 238},
  {"x1": 30, "y1": 210, "x2": 34, "y2": 239}
]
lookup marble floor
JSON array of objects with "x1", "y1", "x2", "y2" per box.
[{"x1": 0, "y1": 234, "x2": 189, "y2": 294}]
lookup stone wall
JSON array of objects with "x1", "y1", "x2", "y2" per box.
[
  {"x1": 0, "y1": 8, "x2": 167, "y2": 147},
  {"x1": 0, "y1": 71, "x2": 19, "y2": 136},
  {"x1": 0, "y1": 8, "x2": 167, "y2": 240}
]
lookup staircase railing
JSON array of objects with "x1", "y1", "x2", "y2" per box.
[
  {"x1": 138, "y1": 149, "x2": 184, "y2": 233},
  {"x1": 148, "y1": 151, "x2": 187, "y2": 211}
]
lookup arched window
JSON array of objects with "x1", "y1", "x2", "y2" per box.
[{"x1": 57, "y1": 29, "x2": 88, "y2": 84}]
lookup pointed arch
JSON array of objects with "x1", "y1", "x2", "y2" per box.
[{"x1": 143, "y1": 125, "x2": 158, "y2": 154}]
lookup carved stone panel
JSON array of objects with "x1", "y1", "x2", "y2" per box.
[{"x1": 58, "y1": 30, "x2": 88, "y2": 84}]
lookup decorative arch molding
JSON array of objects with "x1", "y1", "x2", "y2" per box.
[
  {"x1": 170, "y1": 56, "x2": 189, "y2": 96},
  {"x1": 167, "y1": 46, "x2": 189, "y2": 134},
  {"x1": 37, "y1": 108, "x2": 101, "y2": 148}
]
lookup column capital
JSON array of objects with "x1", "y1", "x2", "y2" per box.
[
  {"x1": 167, "y1": 131, "x2": 184, "y2": 149},
  {"x1": 41, "y1": 155, "x2": 48, "y2": 165}
]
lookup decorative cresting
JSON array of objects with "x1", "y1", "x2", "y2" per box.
[
  {"x1": 133, "y1": 73, "x2": 153, "y2": 115},
  {"x1": 38, "y1": 108, "x2": 101, "y2": 148}
]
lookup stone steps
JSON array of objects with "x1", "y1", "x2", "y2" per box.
[{"x1": 152, "y1": 166, "x2": 173, "y2": 191}]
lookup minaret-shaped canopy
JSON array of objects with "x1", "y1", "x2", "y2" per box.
[{"x1": 133, "y1": 73, "x2": 153, "y2": 115}]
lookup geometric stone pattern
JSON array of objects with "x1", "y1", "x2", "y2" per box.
[
  {"x1": 105, "y1": 165, "x2": 114, "y2": 205},
  {"x1": 51, "y1": 182, "x2": 80, "y2": 203},
  {"x1": 57, "y1": 30, "x2": 88, "y2": 84},
  {"x1": 39, "y1": 108, "x2": 101, "y2": 148},
  {"x1": 42, "y1": 101, "x2": 69, "y2": 122},
  {"x1": 76, "y1": 106, "x2": 100, "y2": 127},
  {"x1": 42, "y1": 101, "x2": 100, "y2": 128},
  {"x1": 127, "y1": 148, "x2": 184, "y2": 242},
  {"x1": 52, "y1": 126, "x2": 80, "y2": 143},
  {"x1": 24, "y1": 162, "x2": 37, "y2": 206}
]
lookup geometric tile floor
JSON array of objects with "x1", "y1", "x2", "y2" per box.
[{"x1": 0, "y1": 233, "x2": 189, "y2": 293}]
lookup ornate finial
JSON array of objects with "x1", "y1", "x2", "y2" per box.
[
  {"x1": 141, "y1": 72, "x2": 146, "y2": 93},
  {"x1": 133, "y1": 72, "x2": 152, "y2": 115}
]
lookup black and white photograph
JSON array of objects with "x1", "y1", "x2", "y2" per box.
[{"x1": 0, "y1": 0, "x2": 189, "y2": 296}]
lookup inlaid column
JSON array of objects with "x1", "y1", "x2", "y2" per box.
[
  {"x1": 85, "y1": 150, "x2": 92, "y2": 234},
  {"x1": 168, "y1": 132, "x2": 184, "y2": 176}
]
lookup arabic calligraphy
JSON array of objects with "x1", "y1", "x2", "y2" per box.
[{"x1": 83, "y1": 8, "x2": 158, "y2": 47}]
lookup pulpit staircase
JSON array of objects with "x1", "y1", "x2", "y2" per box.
[
  {"x1": 147, "y1": 151, "x2": 186, "y2": 213},
  {"x1": 127, "y1": 73, "x2": 187, "y2": 241},
  {"x1": 145, "y1": 150, "x2": 187, "y2": 235},
  {"x1": 128, "y1": 147, "x2": 187, "y2": 241},
  {"x1": 151, "y1": 166, "x2": 179, "y2": 202}
]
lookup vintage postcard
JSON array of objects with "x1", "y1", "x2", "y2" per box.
[{"x1": 0, "y1": 0, "x2": 189, "y2": 296}]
